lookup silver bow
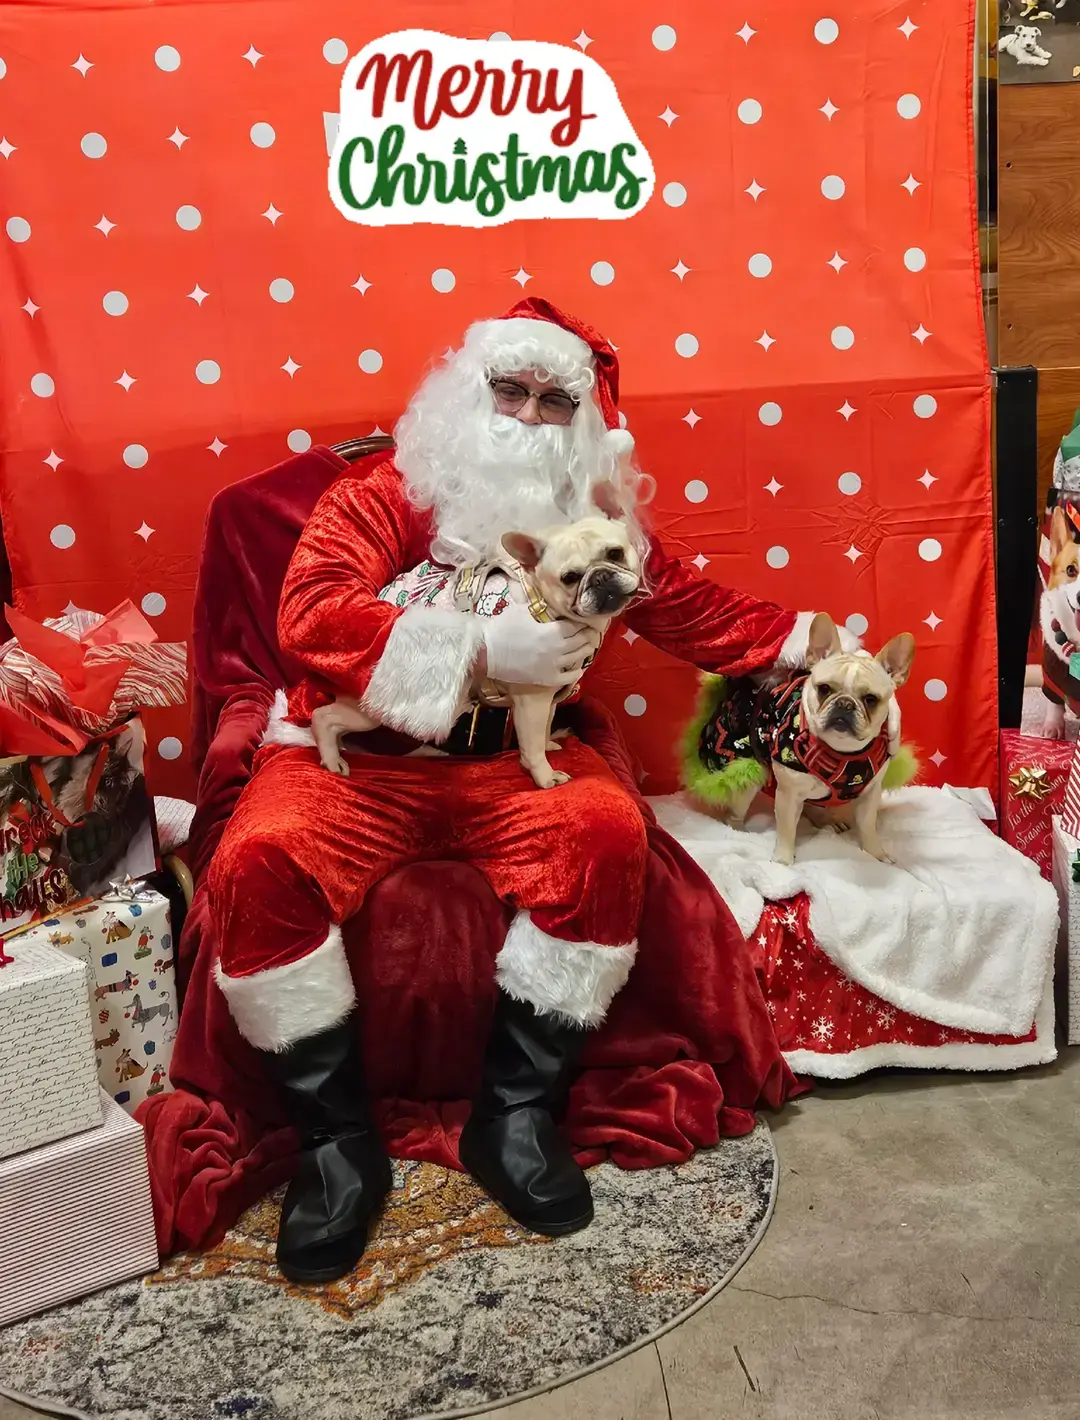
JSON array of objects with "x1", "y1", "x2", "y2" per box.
[{"x1": 106, "y1": 875, "x2": 156, "y2": 903}]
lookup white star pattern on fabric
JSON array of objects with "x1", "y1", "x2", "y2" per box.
[
  {"x1": 72, "y1": 55, "x2": 94, "y2": 77},
  {"x1": 94, "y1": 215, "x2": 116, "y2": 237},
  {"x1": 930, "y1": 750, "x2": 947, "y2": 768},
  {"x1": 168, "y1": 128, "x2": 189, "y2": 149},
  {"x1": 692, "y1": 553, "x2": 710, "y2": 571},
  {"x1": 918, "y1": 470, "x2": 937, "y2": 489},
  {"x1": 682, "y1": 409, "x2": 701, "y2": 429},
  {"x1": 352, "y1": 274, "x2": 373, "y2": 295},
  {"x1": 187, "y1": 284, "x2": 209, "y2": 305},
  {"x1": 757, "y1": 331, "x2": 776, "y2": 351},
  {"x1": 281, "y1": 357, "x2": 301, "y2": 377},
  {"x1": 116, "y1": 370, "x2": 136, "y2": 391},
  {"x1": 623, "y1": 627, "x2": 639, "y2": 645},
  {"x1": 913, "y1": 324, "x2": 932, "y2": 343},
  {"x1": 243, "y1": 45, "x2": 264, "y2": 66},
  {"x1": 208, "y1": 437, "x2": 228, "y2": 457},
  {"x1": 671, "y1": 260, "x2": 691, "y2": 280},
  {"x1": 135, "y1": 522, "x2": 155, "y2": 541},
  {"x1": 844, "y1": 545, "x2": 864, "y2": 563},
  {"x1": 43, "y1": 450, "x2": 63, "y2": 471},
  {"x1": 745, "y1": 180, "x2": 765, "y2": 201},
  {"x1": 737, "y1": 22, "x2": 756, "y2": 43},
  {"x1": 262, "y1": 203, "x2": 283, "y2": 224},
  {"x1": 924, "y1": 611, "x2": 942, "y2": 631},
  {"x1": 820, "y1": 99, "x2": 838, "y2": 120},
  {"x1": 899, "y1": 17, "x2": 918, "y2": 37},
  {"x1": 21, "y1": 299, "x2": 39, "y2": 318},
  {"x1": 838, "y1": 401, "x2": 857, "y2": 420},
  {"x1": 902, "y1": 173, "x2": 921, "y2": 195},
  {"x1": 828, "y1": 252, "x2": 847, "y2": 273},
  {"x1": 573, "y1": 30, "x2": 592, "y2": 52},
  {"x1": 765, "y1": 477, "x2": 783, "y2": 497},
  {"x1": 512, "y1": 267, "x2": 531, "y2": 287},
  {"x1": 0, "y1": 139, "x2": 16, "y2": 160},
  {"x1": 658, "y1": 106, "x2": 678, "y2": 127}
]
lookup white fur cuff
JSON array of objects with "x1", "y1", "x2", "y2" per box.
[
  {"x1": 496, "y1": 911, "x2": 637, "y2": 1028},
  {"x1": 214, "y1": 925, "x2": 355, "y2": 1052},
  {"x1": 262, "y1": 688, "x2": 317, "y2": 748},
  {"x1": 362, "y1": 606, "x2": 484, "y2": 744}
]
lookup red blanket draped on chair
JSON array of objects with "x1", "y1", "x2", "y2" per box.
[{"x1": 137, "y1": 445, "x2": 806, "y2": 1256}]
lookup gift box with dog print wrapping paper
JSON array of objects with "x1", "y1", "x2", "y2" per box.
[{"x1": 25, "y1": 884, "x2": 176, "y2": 1112}]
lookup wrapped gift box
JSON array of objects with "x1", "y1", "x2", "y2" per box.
[
  {"x1": 29, "y1": 886, "x2": 177, "y2": 1112},
  {"x1": 1051, "y1": 816, "x2": 1080, "y2": 1045},
  {"x1": 999, "y1": 730, "x2": 1073, "y2": 879},
  {"x1": 0, "y1": 1090, "x2": 158, "y2": 1325},
  {"x1": 0, "y1": 938, "x2": 101, "y2": 1161}
]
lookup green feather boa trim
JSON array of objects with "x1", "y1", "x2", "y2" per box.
[{"x1": 679, "y1": 674, "x2": 919, "y2": 808}]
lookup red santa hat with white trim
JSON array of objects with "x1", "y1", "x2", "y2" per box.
[{"x1": 467, "y1": 296, "x2": 635, "y2": 459}]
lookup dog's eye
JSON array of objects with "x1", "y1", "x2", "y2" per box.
[
  {"x1": 817, "y1": 683, "x2": 833, "y2": 699},
  {"x1": 863, "y1": 694, "x2": 879, "y2": 710},
  {"x1": 561, "y1": 569, "x2": 584, "y2": 586},
  {"x1": 606, "y1": 547, "x2": 626, "y2": 563},
  {"x1": 1069, "y1": 565, "x2": 1079, "y2": 580}
]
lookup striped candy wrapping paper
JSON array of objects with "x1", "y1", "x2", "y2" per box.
[
  {"x1": 0, "y1": 938, "x2": 101, "y2": 1162},
  {"x1": 1060, "y1": 740, "x2": 1080, "y2": 838},
  {"x1": 0, "y1": 1091, "x2": 158, "y2": 1326}
]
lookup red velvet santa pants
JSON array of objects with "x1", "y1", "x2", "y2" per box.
[{"x1": 208, "y1": 740, "x2": 648, "y2": 1051}]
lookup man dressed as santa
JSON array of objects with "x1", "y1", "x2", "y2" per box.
[{"x1": 208, "y1": 297, "x2": 821, "y2": 1285}]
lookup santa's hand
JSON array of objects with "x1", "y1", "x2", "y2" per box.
[
  {"x1": 481, "y1": 604, "x2": 594, "y2": 687},
  {"x1": 776, "y1": 610, "x2": 861, "y2": 670}
]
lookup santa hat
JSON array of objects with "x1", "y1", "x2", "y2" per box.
[{"x1": 462, "y1": 297, "x2": 622, "y2": 434}]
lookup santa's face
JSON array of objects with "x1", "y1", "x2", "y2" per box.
[{"x1": 489, "y1": 370, "x2": 579, "y2": 427}]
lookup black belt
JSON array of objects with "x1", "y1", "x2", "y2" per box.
[{"x1": 441, "y1": 702, "x2": 574, "y2": 757}]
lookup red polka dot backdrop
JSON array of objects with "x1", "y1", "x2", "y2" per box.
[{"x1": 0, "y1": 0, "x2": 991, "y2": 799}]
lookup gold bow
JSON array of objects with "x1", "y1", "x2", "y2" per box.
[{"x1": 1007, "y1": 765, "x2": 1053, "y2": 801}]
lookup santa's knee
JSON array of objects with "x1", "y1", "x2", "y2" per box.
[
  {"x1": 209, "y1": 830, "x2": 331, "y2": 975},
  {"x1": 560, "y1": 777, "x2": 648, "y2": 881}
]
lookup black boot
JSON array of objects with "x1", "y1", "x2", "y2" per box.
[
  {"x1": 261, "y1": 1015, "x2": 392, "y2": 1285},
  {"x1": 458, "y1": 990, "x2": 593, "y2": 1237}
]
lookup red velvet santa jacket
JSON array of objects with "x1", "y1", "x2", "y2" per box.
[{"x1": 278, "y1": 459, "x2": 800, "y2": 743}]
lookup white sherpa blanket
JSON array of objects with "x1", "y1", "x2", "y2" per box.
[{"x1": 650, "y1": 786, "x2": 1058, "y2": 1038}]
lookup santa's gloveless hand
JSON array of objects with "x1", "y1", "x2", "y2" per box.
[{"x1": 481, "y1": 604, "x2": 593, "y2": 687}]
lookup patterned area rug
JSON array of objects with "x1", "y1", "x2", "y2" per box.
[{"x1": 0, "y1": 1125, "x2": 777, "y2": 1420}]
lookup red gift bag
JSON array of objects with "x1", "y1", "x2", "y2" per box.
[{"x1": 999, "y1": 729, "x2": 1073, "y2": 879}]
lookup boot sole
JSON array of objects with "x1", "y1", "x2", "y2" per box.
[
  {"x1": 459, "y1": 1145, "x2": 594, "y2": 1238},
  {"x1": 277, "y1": 1240, "x2": 367, "y2": 1286}
]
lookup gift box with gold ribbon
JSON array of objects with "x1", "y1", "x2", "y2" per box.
[{"x1": 999, "y1": 729, "x2": 1073, "y2": 880}]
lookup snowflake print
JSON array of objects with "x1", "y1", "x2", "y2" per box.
[
  {"x1": 780, "y1": 908, "x2": 800, "y2": 931},
  {"x1": 876, "y1": 1007, "x2": 897, "y2": 1027},
  {"x1": 796, "y1": 990, "x2": 807, "y2": 1002},
  {"x1": 811, "y1": 1016, "x2": 835, "y2": 1043},
  {"x1": 766, "y1": 1000, "x2": 777, "y2": 1017}
]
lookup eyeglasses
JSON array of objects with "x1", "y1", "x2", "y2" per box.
[{"x1": 489, "y1": 377, "x2": 578, "y2": 426}]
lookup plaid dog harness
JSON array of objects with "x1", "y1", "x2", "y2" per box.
[{"x1": 698, "y1": 675, "x2": 892, "y2": 808}]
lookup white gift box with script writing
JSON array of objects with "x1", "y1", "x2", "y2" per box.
[
  {"x1": 0, "y1": 937, "x2": 101, "y2": 1160},
  {"x1": 0, "y1": 1090, "x2": 158, "y2": 1325},
  {"x1": 32, "y1": 887, "x2": 177, "y2": 1112}
]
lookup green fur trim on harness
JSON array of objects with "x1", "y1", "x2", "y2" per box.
[
  {"x1": 679, "y1": 673, "x2": 920, "y2": 805},
  {"x1": 679, "y1": 675, "x2": 769, "y2": 810}
]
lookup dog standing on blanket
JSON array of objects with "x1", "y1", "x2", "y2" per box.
[
  {"x1": 311, "y1": 493, "x2": 642, "y2": 790},
  {"x1": 683, "y1": 613, "x2": 917, "y2": 865}
]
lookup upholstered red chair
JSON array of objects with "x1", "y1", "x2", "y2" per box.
[{"x1": 138, "y1": 438, "x2": 802, "y2": 1255}]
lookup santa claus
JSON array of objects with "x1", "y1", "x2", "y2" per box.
[{"x1": 208, "y1": 297, "x2": 820, "y2": 1286}]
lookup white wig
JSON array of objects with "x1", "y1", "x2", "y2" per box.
[{"x1": 394, "y1": 315, "x2": 649, "y2": 568}]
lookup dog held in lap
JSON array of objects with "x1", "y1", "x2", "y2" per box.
[{"x1": 312, "y1": 497, "x2": 642, "y2": 789}]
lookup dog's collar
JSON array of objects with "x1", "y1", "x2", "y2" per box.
[{"x1": 453, "y1": 559, "x2": 553, "y2": 623}]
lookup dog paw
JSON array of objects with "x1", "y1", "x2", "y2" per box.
[
  {"x1": 546, "y1": 740, "x2": 563, "y2": 752},
  {"x1": 533, "y1": 769, "x2": 572, "y2": 789},
  {"x1": 863, "y1": 844, "x2": 894, "y2": 865},
  {"x1": 1040, "y1": 705, "x2": 1066, "y2": 739},
  {"x1": 774, "y1": 847, "x2": 796, "y2": 867}
]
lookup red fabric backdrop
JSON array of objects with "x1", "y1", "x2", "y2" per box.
[{"x1": 0, "y1": 0, "x2": 992, "y2": 797}]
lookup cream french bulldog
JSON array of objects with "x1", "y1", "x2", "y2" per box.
[
  {"x1": 311, "y1": 502, "x2": 642, "y2": 790},
  {"x1": 772, "y1": 613, "x2": 914, "y2": 865}
]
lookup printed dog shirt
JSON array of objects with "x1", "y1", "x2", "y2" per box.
[{"x1": 698, "y1": 674, "x2": 892, "y2": 808}]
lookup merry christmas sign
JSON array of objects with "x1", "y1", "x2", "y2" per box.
[{"x1": 330, "y1": 29, "x2": 655, "y2": 227}]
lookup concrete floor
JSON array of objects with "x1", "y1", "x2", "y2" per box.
[{"x1": 3, "y1": 1049, "x2": 1078, "y2": 1420}]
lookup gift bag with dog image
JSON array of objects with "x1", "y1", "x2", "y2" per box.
[{"x1": 1035, "y1": 412, "x2": 1080, "y2": 738}]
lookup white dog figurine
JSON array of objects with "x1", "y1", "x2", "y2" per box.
[{"x1": 998, "y1": 26, "x2": 1052, "y2": 65}]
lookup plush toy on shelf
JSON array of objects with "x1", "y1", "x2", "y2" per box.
[{"x1": 1037, "y1": 410, "x2": 1080, "y2": 738}]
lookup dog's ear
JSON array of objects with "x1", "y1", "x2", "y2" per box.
[
  {"x1": 591, "y1": 481, "x2": 623, "y2": 520},
  {"x1": 501, "y1": 531, "x2": 544, "y2": 571},
  {"x1": 1051, "y1": 505, "x2": 1073, "y2": 559},
  {"x1": 807, "y1": 612, "x2": 842, "y2": 667},
  {"x1": 876, "y1": 632, "x2": 916, "y2": 688}
]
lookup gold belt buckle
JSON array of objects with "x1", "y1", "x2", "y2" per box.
[{"x1": 466, "y1": 703, "x2": 481, "y2": 750}]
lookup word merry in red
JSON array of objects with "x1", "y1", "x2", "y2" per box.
[{"x1": 356, "y1": 49, "x2": 596, "y2": 148}]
